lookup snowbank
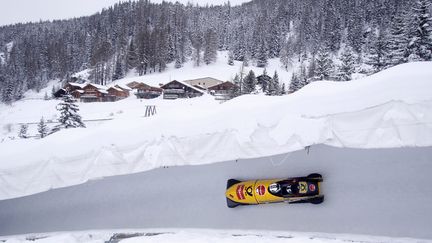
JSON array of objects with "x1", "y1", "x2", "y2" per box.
[
  {"x1": 1, "y1": 229, "x2": 429, "y2": 243},
  {"x1": 0, "y1": 62, "x2": 431, "y2": 200}
]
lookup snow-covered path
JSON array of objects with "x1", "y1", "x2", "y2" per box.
[{"x1": 1, "y1": 145, "x2": 431, "y2": 239}]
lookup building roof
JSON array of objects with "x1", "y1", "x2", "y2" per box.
[
  {"x1": 107, "y1": 86, "x2": 124, "y2": 92},
  {"x1": 83, "y1": 83, "x2": 109, "y2": 94},
  {"x1": 183, "y1": 77, "x2": 224, "y2": 89},
  {"x1": 67, "y1": 82, "x2": 86, "y2": 88},
  {"x1": 208, "y1": 81, "x2": 236, "y2": 90},
  {"x1": 115, "y1": 84, "x2": 132, "y2": 91}
]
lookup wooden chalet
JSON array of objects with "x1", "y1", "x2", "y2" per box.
[
  {"x1": 161, "y1": 80, "x2": 204, "y2": 99},
  {"x1": 53, "y1": 88, "x2": 67, "y2": 98},
  {"x1": 134, "y1": 83, "x2": 163, "y2": 99},
  {"x1": 71, "y1": 90, "x2": 84, "y2": 99},
  {"x1": 107, "y1": 86, "x2": 129, "y2": 101},
  {"x1": 80, "y1": 83, "x2": 109, "y2": 102},
  {"x1": 208, "y1": 81, "x2": 237, "y2": 100}
]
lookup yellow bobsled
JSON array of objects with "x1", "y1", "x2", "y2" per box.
[{"x1": 225, "y1": 173, "x2": 323, "y2": 208}]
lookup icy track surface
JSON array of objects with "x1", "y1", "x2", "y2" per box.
[
  {"x1": 1, "y1": 145, "x2": 432, "y2": 239},
  {"x1": 1, "y1": 229, "x2": 431, "y2": 243},
  {"x1": 0, "y1": 62, "x2": 432, "y2": 200}
]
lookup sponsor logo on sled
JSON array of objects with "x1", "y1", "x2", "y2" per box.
[
  {"x1": 299, "y1": 182, "x2": 308, "y2": 193},
  {"x1": 246, "y1": 186, "x2": 253, "y2": 197},
  {"x1": 309, "y1": 184, "x2": 316, "y2": 192},
  {"x1": 236, "y1": 185, "x2": 245, "y2": 200},
  {"x1": 256, "y1": 185, "x2": 266, "y2": 196}
]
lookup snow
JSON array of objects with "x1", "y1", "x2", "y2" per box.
[
  {"x1": 110, "y1": 51, "x2": 293, "y2": 88},
  {"x1": 1, "y1": 229, "x2": 430, "y2": 243},
  {"x1": 0, "y1": 62, "x2": 431, "y2": 200}
]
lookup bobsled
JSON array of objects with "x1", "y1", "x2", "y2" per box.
[{"x1": 226, "y1": 173, "x2": 324, "y2": 208}]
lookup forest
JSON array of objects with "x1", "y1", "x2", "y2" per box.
[{"x1": 0, "y1": 0, "x2": 431, "y2": 103}]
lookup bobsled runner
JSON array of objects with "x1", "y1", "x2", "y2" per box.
[{"x1": 226, "y1": 173, "x2": 323, "y2": 208}]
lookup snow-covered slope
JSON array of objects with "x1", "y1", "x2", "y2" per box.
[
  {"x1": 2, "y1": 229, "x2": 429, "y2": 243},
  {"x1": 0, "y1": 62, "x2": 431, "y2": 200}
]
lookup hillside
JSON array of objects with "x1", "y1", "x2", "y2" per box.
[
  {"x1": 0, "y1": 61, "x2": 431, "y2": 201},
  {"x1": 1, "y1": 0, "x2": 431, "y2": 102}
]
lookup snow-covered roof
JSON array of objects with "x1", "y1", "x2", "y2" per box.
[
  {"x1": 162, "y1": 80, "x2": 205, "y2": 93},
  {"x1": 71, "y1": 90, "x2": 84, "y2": 94},
  {"x1": 87, "y1": 83, "x2": 108, "y2": 90},
  {"x1": 115, "y1": 84, "x2": 132, "y2": 91},
  {"x1": 68, "y1": 82, "x2": 86, "y2": 88},
  {"x1": 108, "y1": 86, "x2": 124, "y2": 92}
]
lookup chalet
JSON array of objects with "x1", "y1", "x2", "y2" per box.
[
  {"x1": 134, "y1": 83, "x2": 163, "y2": 99},
  {"x1": 80, "y1": 83, "x2": 109, "y2": 102},
  {"x1": 107, "y1": 86, "x2": 129, "y2": 101},
  {"x1": 71, "y1": 90, "x2": 84, "y2": 99},
  {"x1": 183, "y1": 77, "x2": 224, "y2": 89},
  {"x1": 161, "y1": 80, "x2": 204, "y2": 99},
  {"x1": 53, "y1": 88, "x2": 67, "y2": 98},
  {"x1": 115, "y1": 84, "x2": 132, "y2": 93},
  {"x1": 208, "y1": 81, "x2": 237, "y2": 100}
]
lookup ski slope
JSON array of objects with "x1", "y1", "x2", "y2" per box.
[{"x1": 0, "y1": 145, "x2": 431, "y2": 241}]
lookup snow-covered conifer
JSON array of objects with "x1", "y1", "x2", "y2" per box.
[
  {"x1": 18, "y1": 124, "x2": 28, "y2": 139},
  {"x1": 56, "y1": 95, "x2": 85, "y2": 129},
  {"x1": 314, "y1": 49, "x2": 334, "y2": 80},
  {"x1": 38, "y1": 117, "x2": 49, "y2": 138},
  {"x1": 366, "y1": 30, "x2": 390, "y2": 73},
  {"x1": 242, "y1": 70, "x2": 257, "y2": 94},
  {"x1": 407, "y1": 0, "x2": 432, "y2": 61},
  {"x1": 338, "y1": 47, "x2": 356, "y2": 81}
]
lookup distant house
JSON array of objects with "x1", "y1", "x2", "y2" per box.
[
  {"x1": 53, "y1": 88, "x2": 67, "y2": 98},
  {"x1": 80, "y1": 83, "x2": 109, "y2": 102},
  {"x1": 208, "y1": 81, "x2": 237, "y2": 100},
  {"x1": 183, "y1": 77, "x2": 224, "y2": 89},
  {"x1": 107, "y1": 86, "x2": 129, "y2": 101},
  {"x1": 161, "y1": 80, "x2": 204, "y2": 99},
  {"x1": 134, "y1": 83, "x2": 163, "y2": 99},
  {"x1": 115, "y1": 84, "x2": 132, "y2": 93},
  {"x1": 71, "y1": 90, "x2": 84, "y2": 99}
]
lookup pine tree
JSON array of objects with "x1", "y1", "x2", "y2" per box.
[
  {"x1": 230, "y1": 73, "x2": 241, "y2": 98},
  {"x1": 289, "y1": 73, "x2": 300, "y2": 93},
  {"x1": 407, "y1": 0, "x2": 432, "y2": 61},
  {"x1": 314, "y1": 49, "x2": 334, "y2": 80},
  {"x1": 228, "y1": 50, "x2": 234, "y2": 65},
  {"x1": 367, "y1": 30, "x2": 390, "y2": 73},
  {"x1": 299, "y1": 64, "x2": 309, "y2": 88},
  {"x1": 112, "y1": 56, "x2": 124, "y2": 81},
  {"x1": 338, "y1": 47, "x2": 356, "y2": 81},
  {"x1": 18, "y1": 124, "x2": 28, "y2": 139},
  {"x1": 242, "y1": 70, "x2": 257, "y2": 94},
  {"x1": 267, "y1": 71, "x2": 281, "y2": 96},
  {"x1": 281, "y1": 83, "x2": 286, "y2": 95},
  {"x1": 272, "y1": 71, "x2": 281, "y2": 95},
  {"x1": 126, "y1": 40, "x2": 139, "y2": 70},
  {"x1": 204, "y1": 29, "x2": 218, "y2": 65},
  {"x1": 56, "y1": 95, "x2": 85, "y2": 129},
  {"x1": 280, "y1": 40, "x2": 293, "y2": 70},
  {"x1": 386, "y1": 12, "x2": 409, "y2": 66},
  {"x1": 256, "y1": 39, "x2": 268, "y2": 68},
  {"x1": 258, "y1": 69, "x2": 271, "y2": 93},
  {"x1": 38, "y1": 117, "x2": 48, "y2": 138}
]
